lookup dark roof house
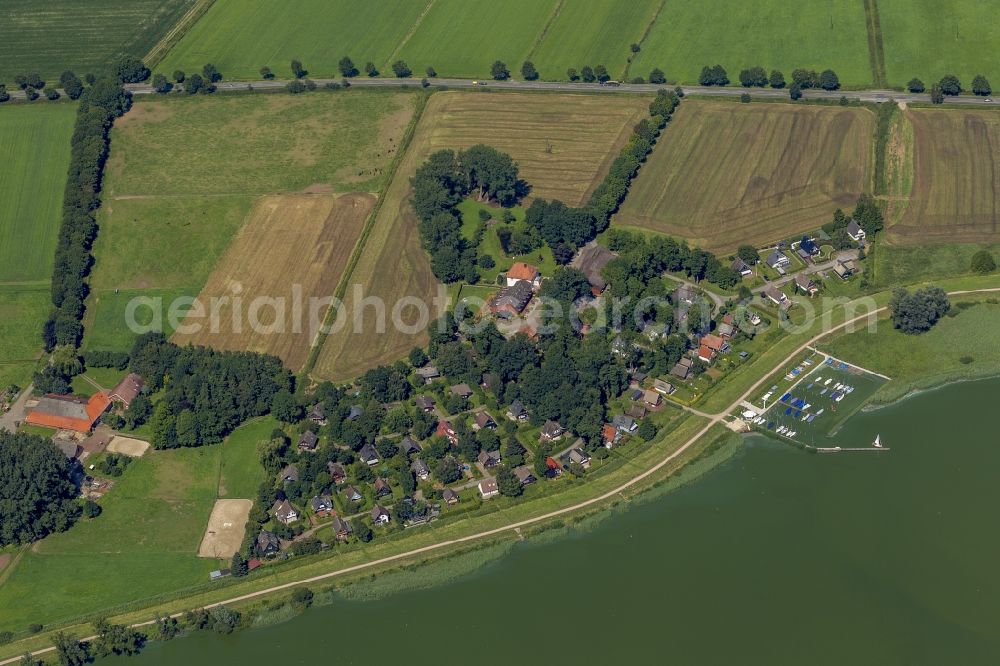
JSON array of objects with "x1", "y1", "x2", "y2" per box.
[
  {"x1": 297, "y1": 430, "x2": 318, "y2": 451},
  {"x1": 109, "y1": 373, "x2": 145, "y2": 407}
]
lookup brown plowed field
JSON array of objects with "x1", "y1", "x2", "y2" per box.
[
  {"x1": 615, "y1": 100, "x2": 875, "y2": 253},
  {"x1": 172, "y1": 193, "x2": 373, "y2": 369},
  {"x1": 888, "y1": 109, "x2": 1000, "y2": 244}
]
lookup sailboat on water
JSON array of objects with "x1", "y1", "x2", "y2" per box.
[{"x1": 873, "y1": 434, "x2": 883, "y2": 448}]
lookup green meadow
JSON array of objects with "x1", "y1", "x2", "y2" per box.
[
  {"x1": 0, "y1": 0, "x2": 196, "y2": 83},
  {"x1": 0, "y1": 285, "x2": 50, "y2": 389},
  {"x1": 158, "y1": 0, "x2": 426, "y2": 80},
  {"x1": 0, "y1": 446, "x2": 223, "y2": 629},
  {"x1": 218, "y1": 417, "x2": 274, "y2": 499},
  {"x1": 529, "y1": 0, "x2": 661, "y2": 80},
  {"x1": 630, "y1": 0, "x2": 873, "y2": 86},
  {"x1": 394, "y1": 0, "x2": 558, "y2": 79},
  {"x1": 0, "y1": 104, "x2": 75, "y2": 282},
  {"x1": 879, "y1": 0, "x2": 1000, "y2": 87},
  {"x1": 822, "y1": 299, "x2": 1000, "y2": 404}
]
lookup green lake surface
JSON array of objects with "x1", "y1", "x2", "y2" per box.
[{"x1": 114, "y1": 377, "x2": 1000, "y2": 665}]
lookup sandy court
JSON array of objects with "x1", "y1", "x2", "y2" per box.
[
  {"x1": 105, "y1": 436, "x2": 150, "y2": 457},
  {"x1": 198, "y1": 499, "x2": 253, "y2": 559}
]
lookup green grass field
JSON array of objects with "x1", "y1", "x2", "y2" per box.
[
  {"x1": 90, "y1": 195, "x2": 254, "y2": 291},
  {"x1": 218, "y1": 417, "x2": 274, "y2": 499},
  {"x1": 0, "y1": 285, "x2": 49, "y2": 388},
  {"x1": 879, "y1": 0, "x2": 1000, "y2": 88},
  {"x1": 393, "y1": 0, "x2": 558, "y2": 79},
  {"x1": 0, "y1": 104, "x2": 75, "y2": 282},
  {"x1": 0, "y1": 446, "x2": 223, "y2": 629},
  {"x1": 873, "y1": 241, "x2": 1000, "y2": 288},
  {"x1": 107, "y1": 92, "x2": 415, "y2": 196},
  {"x1": 630, "y1": 0, "x2": 873, "y2": 87},
  {"x1": 157, "y1": 0, "x2": 427, "y2": 81},
  {"x1": 821, "y1": 300, "x2": 1000, "y2": 404},
  {"x1": 0, "y1": 0, "x2": 196, "y2": 83},
  {"x1": 529, "y1": 0, "x2": 661, "y2": 80},
  {"x1": 83, "y1": 287, "x2": 194, "y2": 352}
]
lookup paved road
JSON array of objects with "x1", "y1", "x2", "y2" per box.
[
  {"x1": 6, "y1": 76, "x2": 1000, "y2": 107},
  {"x1": 12, "y1": 287, "x2": 999, "y2": 665},
  {"x1": 0, "y1": 384, "x2": 33, "y2": 433},
  {"x1": 751, "y1": 250, "x2": 861, "y2": 294}
]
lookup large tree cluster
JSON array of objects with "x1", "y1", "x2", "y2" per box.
[
  {"x1": 411, "y1": 145, "x2": 527, "y2": 282},
  {"x1": 128, "y1": 333, "x2": 293, "y2": 449},
  {"x1": 889, "y1": 286, "x2": 950, "y2": 334},
  {"x1": 0, "y1": 432, "x2": 81, "y2": 546}
]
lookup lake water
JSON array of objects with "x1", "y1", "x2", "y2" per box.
[{"x1": 117, "y1": 378, "x2": 1000, "y2": 665}]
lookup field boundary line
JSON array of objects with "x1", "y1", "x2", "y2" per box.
[
  {"x1": 383, "y1": 0, "x2": 436, "y2": 72},
  {"x1": 143, "y1": 0, "x2": 217, "y2": 69},
  {"x1": 524, "y1": 0, "x2": 566, "y2": 62},
  {"x1": 621, "y1": 0, "x2": 668, "y2": 81},
  {"x1": 301, "y1": 91, "x2": 432, "y2": 378},
  {"x1": 863, "y1": 0, "x2": 888, "y2": 87}
]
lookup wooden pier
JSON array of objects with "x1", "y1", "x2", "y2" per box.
[{"x1": 814, "y1": 447, "x2": 890, "y2": 453}]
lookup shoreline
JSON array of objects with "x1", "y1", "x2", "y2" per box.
[{"x1": 860, "y1": 368, "x2": 1000, "y2": 412}]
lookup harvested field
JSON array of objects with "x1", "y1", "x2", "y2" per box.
[
  {"x1": 410, "y1": 91, "x2": 650, "y2": 206},
  {"x1": 887, "y1": 109, "x2": 1000, "y2": 245},
  {"x1": 172, "y1": 193, "x2": 374, "y2": 370},
  {"x1": 615, "y1": 100, "x2": 875, "y2": 253},
  {"x1": 313, "y1": 90, "x2": 647, "y2": 380},
  {"x1": 106, "y1": 436, "x2": 151, "y2": 458},
  {"x1": 197, "y1": 499, "x2": 253, "y2": 559}
]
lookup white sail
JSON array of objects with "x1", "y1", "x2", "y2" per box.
[{"x1": 873, "y1": 434, "x2": 882, "y2": 448}]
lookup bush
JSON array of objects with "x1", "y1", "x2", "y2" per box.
[
  {"x1": 740, "y1": 93, "x2": 751, "y2": 103},
  {"x1": 939, "y1": 74, "x2": 961, "y2": 95},
  {"x1": 28, "y1": 624, "x2": 43, "y2": 634},
  {"x1": 907, "y1": 77, "x2": 924, "y2": 93},
  {"x1": 338, "y1": 56, "x2": 358, "y2": 77},
  {"x1": 173, "y1": 69, "x2": 185, "y2": 83},
  {"x1": 566, "y1": 68, "x2": 578, "y2": 81},
  {"x1": 521, "y1": 61, "x2": 538, "y2": 81},
  {"x1": 789, "y1": 83, "x2": 802, "y2": 100},
  {"x1": 649, "y1": 68, "x2": 666, "y2": 84},
  {"x1": 477, "y1": 254, "x2": 495, "y2": 269},
  {"x1": 959, "y1": 355, "x2": 975, "y2": 365},
  {"x1": 43, "y1": 87, "x2": 60, "y2": 100},
  {"x1": 426, "y1": 66, "x2": 437, "y2": 77},
  {"x1": 491, "y1": 60, "x2": 510, "y2": 80},
  {"x1": 83, "y1": 500, "x2": 102, "y2": 518},
  {"x1": 769, "y1": 69, "x2": 785, "y2": 88},
  {"x1": 113, "y1": 54, "x2": 150, "y2": 83},
  {"x1": 286, "y1": 79, "x2": 306, "y2": 94},
  {"x1": 971, "y1": 249, "x2": 996, "y2": 274},
  {"x1": 391, "y1": 60, "x2": 411, "y2": 78},
  {"x1": 972, "y1": 74, "x2": 992, "y2": 96},
  {"x1": 290, "y1": 587, "x2": 314, "y2": 609}
]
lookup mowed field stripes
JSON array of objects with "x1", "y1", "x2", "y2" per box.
[
  {"x1": 0, "y1": 0, "x2": 196, "y2": 82},
  {"x1": 615, "y1": 100, "x2": 875, "y2": 253}
]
